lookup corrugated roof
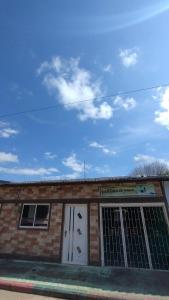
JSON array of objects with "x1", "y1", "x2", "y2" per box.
[
  {"x1": 0, "y1": 175, "x2": 169, "y2": 187},
  {"x1": 0, "y1": 180, "x2": 11, "y2": 184}
]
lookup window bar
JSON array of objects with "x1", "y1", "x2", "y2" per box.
[
  {"x1": 120, "y1": 207, "x2": 128, "y2": 268},
  {"x1": 19, "y1": 204, "x2": 25, "y2": 227},
  {"x1": 140, "y1": 207, "x2": 152, "y2": 269},
  {"x1": 33, "y1": 205, "x2": 38, "y2": 227}
]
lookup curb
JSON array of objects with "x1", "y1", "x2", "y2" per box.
[
  {"x1": 0, "y1": 279, "x2": 121, "y2": 300},
  {"x1": 0, "y1": 279, "x2": 34, "y2": 294}
]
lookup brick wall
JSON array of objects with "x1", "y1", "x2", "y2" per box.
[
  {"x1": 0, "y1": 181, "x2": 163, "y2": 201},
  {"x1": 0, "y1": 180, "x2": 163, "y2": 264},
  {"x1": 0, "y1": 203, "x2": 63, "y2": 261},
  {"x1": 0, "y1": 201, "x2": 101, "y2": 264},
  {"x1": 0, "y1": 183, "x2": 99, "y2": 201},
  {"x1": 89, "y1": 203, "x2": 100, "y2": 265}
]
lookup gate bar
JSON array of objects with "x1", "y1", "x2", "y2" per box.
[
  {"x1": 140, "y1": 207, "x2": 153, "y2": 269},
  {"x1": 120, "y1": 208, "x2": 128, "y2": 268}
]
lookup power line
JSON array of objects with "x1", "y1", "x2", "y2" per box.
[{"x1": 0, "y1": 82, "x2": 168, "y2": 120}]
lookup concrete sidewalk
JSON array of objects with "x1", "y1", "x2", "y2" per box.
[{"x1": 0, "y1": 259, "x2": 168, "y2": 300}]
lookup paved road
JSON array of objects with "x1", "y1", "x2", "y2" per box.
[{"x1": 0, "y1": 289, "x2": 66, "y2": 299}]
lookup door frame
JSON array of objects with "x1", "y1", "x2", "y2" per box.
[
  {"x1": 62, "y1": 203, "x2": 88, "y2": 265},
  {"x1": 100, "y1": 202, "x2": 169, "y2": 268}
]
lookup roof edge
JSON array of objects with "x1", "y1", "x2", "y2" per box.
[{"x1": 0, "y1": 175, "x2": 169, "y2": 187}]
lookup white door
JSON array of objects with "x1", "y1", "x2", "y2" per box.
[{"x1": 62, "y1": 204, "x2": 88, "y2": 265}]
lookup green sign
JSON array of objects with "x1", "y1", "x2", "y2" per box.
[{"x1": 100, "y1": 183, "x2": 156, "y2": 197}]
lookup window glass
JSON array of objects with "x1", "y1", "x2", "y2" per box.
[
  {"x1": 20, "y1": 205, "x2": 36, "y2": 227},
  {"x1": 34, "y1": 205, "x2": 49, "y2": 227},
  {"x1": 20, "y1": 204, "x2": 50, "y2": 228}
]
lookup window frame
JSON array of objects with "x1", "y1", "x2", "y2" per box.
[{"x1": 19, "y1": 203, "x2": 50, "y2": 229}]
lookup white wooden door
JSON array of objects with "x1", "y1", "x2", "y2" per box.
[{"x1": 62, "y1": 204, "x2": 88, "y2": 265}]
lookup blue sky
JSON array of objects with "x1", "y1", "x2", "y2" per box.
[{"x1": 1, "y1": 0, "x2": 169, "y2": 181}]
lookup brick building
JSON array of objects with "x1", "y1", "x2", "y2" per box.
[{"x1": 0, "y1": 176, "x2": 169, "y2": 270}]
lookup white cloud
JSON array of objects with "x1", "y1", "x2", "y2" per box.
[
  {"x1": 154, "y1": 87, "x2": 169, "y2": 129},
  {"x1": 44, "y1": 152, "x2": 57, "y2": 160},
  {"x1": 43, "y1": 172, "x2": 80, "y2": 181},
  {"x1": 89, "y1": 141, "x2": 116, "y2": 155},
  {"x1": 0, "y1": 128, "x2": 18, "y2": 138},
  {"x1": 134, "y1": 154, "x2": 155, "y2": 164},
  {"x1": 134, "y1": 154, "x2": 169, "y2": 166},
  {"x1": 152, "y1": 86, "x2": 163, "y2": 100},
  {"x1": 38, "y1": 56, "x2": 113, "y2": 121},
  {"x1": 37, "y1": 56, "x2": 62, "y2": 74},
  {"x1": 0, "y1": 121, "x2": 7, "y2": 127},
  {"x1": 0, "y1": 167, "x2": 58, "y2": 176},
  {"x1": 94, "y1": 165, "x2": 112, "y2": 175},
  {"x1": 119, "y1": 48, "x2": 139, "y2": 67},
  {"x1": 114, "y1": 96, "x2": 136, "y2": 110},
  {"x1": 0, "y1": 122, "x2": 19, "y2": 138},
  {"x1": 64, "y1": 172, "x2": 80, "y2": 179},
  {"x1": 0, "y1": 152, "x2": 19, "y2": 163},
  {"x1": 103, "y1": 64, "x2": 113, "y2": 73},
  {"x1": 63, "y1": 153, "x2": 86, "y2": 173}
]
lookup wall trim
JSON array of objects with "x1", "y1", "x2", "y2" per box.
[
  {"x1": 0, "y1": 196, "x2": 164, "y2": 204},
  {"x1": 0, "y1": 253, "x2": 60, "y2": 263}
]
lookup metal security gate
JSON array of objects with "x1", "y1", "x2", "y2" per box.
[
  {"x1": 144, "y1": 207, "x2": 169, "y2": 270},
  {"x1": 102, "y1": 207, "x2": 125, "y2": 267},
  {"x1": 101, "y1": 204, "x2": 169, "y2": 270}
]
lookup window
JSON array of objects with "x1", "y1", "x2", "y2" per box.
[{"x1": 20, "y1": 204, "x2": 50, "y2": 228}]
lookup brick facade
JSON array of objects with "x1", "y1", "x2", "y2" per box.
[
  {"x1": 0, "y1": 179, "x2": 164, "y2": 265},
  {"x1": 89, "y1": 203, "x2": 100, "y2": 265},
  {"x1": 0, "y1": 203, "x2": 63, "y2": 261},
  {"x1": 0, "y1": 181, "x2": 162, "y2": 201}
]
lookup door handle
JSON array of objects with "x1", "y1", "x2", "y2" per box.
[
  {"x1": 77, "y1": 228, "x2": 82, "y2": 235},
  {"x1": 64, "y1": 230, "x2": 67, "y2": 237}
]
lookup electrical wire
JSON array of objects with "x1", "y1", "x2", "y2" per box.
[{"x1": 0, "y1": 82, "x2": 168, "y2": 120}]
